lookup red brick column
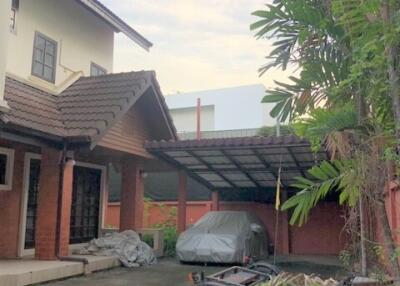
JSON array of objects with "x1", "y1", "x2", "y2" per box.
[
  {"x1": 177, "y1": 171, "x2": 187, "y2": 234},
  {"x1": 35, "y1": 148, "x2": 61, "y2": 260},
  {"x1": 211, "y1": 191, "x2": 219, "y2": 211},
  {"x1": 119, "y1": 158, "x2": 144, "y2": 231},
  {"x1": 58, "y1": 159, "x2": 74, "y2": 256}
]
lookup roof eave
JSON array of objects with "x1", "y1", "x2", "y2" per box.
[{"x1": 76, "y1": 0, "x2": 153, "y2": 51}]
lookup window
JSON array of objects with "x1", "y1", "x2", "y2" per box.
[
  {"x1": 0, "y1": 147, "x2": 15, "y2": 191},
  {"x1": 32, "y1": 32, "x2": 57, "y2": 83},
  {"x1": 108, "y1": 163, "x2": 121, "y2": 202},
  {"x1": 10, "y1": 9, "x2": 16, "y2": 31},
  {"x1": 91, "y1": 62, "x2": 107, "y2": 76},
  {"x1": 10, "y1": 0, "x2": 19, "y2": 32}
]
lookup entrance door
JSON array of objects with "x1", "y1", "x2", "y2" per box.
[
  {"x1": 24, "y1": 157, "x2": 41, "y2": 249},
  {"x1": 70, "y1": 166, "x2": 101, "y2": 244}
]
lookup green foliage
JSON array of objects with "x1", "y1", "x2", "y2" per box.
[
  {"x1": 251, "y1": 0, "x2": 349, "y2": 122},
  {"x1": 151, "y1": 204, "x2": 178, "y2": 257},
  {"x1": 257, "y1": 125, "x2": 294, "y2": 137},
  {"x1": 251, "y1": 0, "x2": 397, "y2": 130},
  {"x1": 339, "y1": 249, "x2": 352, "y2": 269},
  {"x1": 252, "y1": 0, "x2": 400, "y2": 274},
  {"x1": 151, "y1": 224, "x2": 178, "y2": 257},
  {"x1": 282, "y1": 160, "x2": 359, "y2": 226},
  {"x1": 142, "y1": 234, "x2": 154, "y2": 248},
  {"x1": 293, "y1": 105, "x2": 358, "y2": 151}
]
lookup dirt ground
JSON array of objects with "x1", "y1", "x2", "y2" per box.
[{"x1": 39, "y1": 257, "x2": 346, "y2": 286}]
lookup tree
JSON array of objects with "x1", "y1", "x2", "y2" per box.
[{"x1": 252, "y1": 0, "x2": 400, "y2": 276}]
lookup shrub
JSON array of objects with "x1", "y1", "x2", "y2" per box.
[{"x1": 151, "y1": 204, "x2": 179, "y2": 257}]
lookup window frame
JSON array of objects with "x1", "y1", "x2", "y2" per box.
[
  {"x1": 10, "y1": 8, "x2": 17, "y2": 32},
  {"x1": 31, "y1": 32, "x2": 58, "y2": 83},
  {"x1": 0, "y1": 147, "x2": 15, "y2": 191},
  {"x1": 10, "y1": 0, "x2": 19, "y2": 32},
  {"x1": 90, "y1": 62, "x2": 107, "y2": 76}
]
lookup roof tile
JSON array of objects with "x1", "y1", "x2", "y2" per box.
[{"x1": 2, "y1": 71, "x2": 176, "y2": 142}]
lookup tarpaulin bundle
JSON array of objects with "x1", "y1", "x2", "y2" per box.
[{"x1": 75, "y1": 230, "x2": 157, "y2": 267}]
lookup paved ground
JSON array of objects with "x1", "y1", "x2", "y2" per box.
[{"x1": 39, "y1": 257, "x2": 346, "y2": 286}]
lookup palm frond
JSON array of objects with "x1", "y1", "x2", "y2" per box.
[{"x1": 281, "y1": 159, "x2": 358, "y2": 226}]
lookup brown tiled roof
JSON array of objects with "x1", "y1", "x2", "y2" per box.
[{"x1": 2, "y1": 71, "x2": 177, "y2": 143}]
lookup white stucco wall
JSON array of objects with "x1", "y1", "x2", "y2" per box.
[
  {"x1": 0, "y1": 0, "x2": 12, "y2": 105},
  {"x1": 170, "y1": 105, "x2": 215, "y2": 132},
  {"x1": 165, "y1": 84, "x2": 278, "y2": 132},
  {"x1": 6, "y1": 0, "x2": 114, "y2": 93}
]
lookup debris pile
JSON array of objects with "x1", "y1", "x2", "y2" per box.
[
  {"x1": 75, "y1": 230, "x2": 157, "y2": 267},
  {"x1": 260, "y1": 273, "x2": 338, "y2": 286}
]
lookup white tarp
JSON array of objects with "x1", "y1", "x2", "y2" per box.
[
  {"x1": 176, "y1": 211, "x2": 269, "y2": 263},
  {"x1": 75, "y1": 230, "x2": 157, "y2": 267}
]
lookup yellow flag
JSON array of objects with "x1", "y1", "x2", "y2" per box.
[{"x1": 275, "y1": 167, "x2": 281, "y2": 211}]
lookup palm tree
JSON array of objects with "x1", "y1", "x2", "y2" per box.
[{"x1": 251, "y1": 0, "x2": 400, "y2": 276}]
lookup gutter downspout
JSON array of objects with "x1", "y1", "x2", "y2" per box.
[{"x1": 55, "y1": 142, "x2": 89, "y2": 270}]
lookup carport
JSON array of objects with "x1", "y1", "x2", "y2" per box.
[{"x1": 145, "y1": 135, "x2": 336, "y2": 255}]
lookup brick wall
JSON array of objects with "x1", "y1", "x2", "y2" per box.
[
  {"x1": 0, "y1": 140, "x2": 39, "y2": 258},
  {"x1": 106, "y1": 200, "x2": 346, "y2": 255}
]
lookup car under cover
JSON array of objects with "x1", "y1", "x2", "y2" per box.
[{"x1": 176, "y1": 211, "x2": 269, "y2": 263}]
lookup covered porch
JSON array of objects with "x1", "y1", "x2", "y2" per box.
[{"x1": 145, "y1": 135, "x2": 346, "y2": 255}]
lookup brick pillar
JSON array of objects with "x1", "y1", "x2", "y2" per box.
[
  {"x1": 211, "y1": 191, "x2": 219, "y2": 211},
  {"x1": 119, "y1": 159, "x2": 144, "y2": 231},
  {"x1": 35, "y1": 148, "x2": 60, "y2": 260},
  {"x1": 58, "y1": 159, "x2": 74, "y2": 256},
  {"x1": 177, "y1": 171, "x2": 187, "y2": 234}
]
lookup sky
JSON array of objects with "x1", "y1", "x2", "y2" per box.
[{"x1": 101, "y1": 0, "x2": 293, "y2": 95}]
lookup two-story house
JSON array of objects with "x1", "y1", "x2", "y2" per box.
[{"x1": 0, "y1": 0, "x2": 176, "y2": 261}]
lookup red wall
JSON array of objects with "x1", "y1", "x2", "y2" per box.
[
  {"x1": 105, "y1": 200, "x2": 347, "y2": 255},
  {"x1": 289, "y1": 202, "x2": 347, "y2": 255},
  {"x1": 0, "y1": 139, "x2": 39, "y2": 258}
]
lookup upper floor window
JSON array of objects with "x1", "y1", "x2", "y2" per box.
[
  {"x1": 10, "y1": 0, "x2": 19, "y2": 32},
  {"x1": 91, "y1": 62, "x2": 107, "y2": 76},
  {"x1": 32, "y1": 32, "x2": 57, "y2": 83}
]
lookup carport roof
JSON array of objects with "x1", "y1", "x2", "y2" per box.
[{"x1": 145, "y1": 135, "x2": 328, "y2": 190}]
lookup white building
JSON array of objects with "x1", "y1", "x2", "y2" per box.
[
  {"x1": 165, "y1": 84, "x2": 278, "y2": 136},
  {"x1": 0, "y1": 0, "x2": 151, "y2": 104}
]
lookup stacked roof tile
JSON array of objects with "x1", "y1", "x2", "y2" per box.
[{"x1": 1, "y1": 71, "x2": 175, "y2": 142}]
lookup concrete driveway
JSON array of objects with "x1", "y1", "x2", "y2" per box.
[
  {"x1": 40, "y1": 256, "x2": 345, "y2": 286},
  {"x1": 40, "y1": 259, "x2": 224, "y2": 286}
]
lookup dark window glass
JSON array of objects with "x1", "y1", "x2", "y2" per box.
[
  {"x1": 70, "y1": 166, "x2": 100, "y2": 244},
  {"x1": 0, "y1": 154, "x2": 7, "y2": 185},
  {"x1": 32, "y1": 32, "x2": 57, "y2": 83},
  {"x1": 91, "y1": 62, "x2": 107, "y2": 76},
  {"x1": 12, "y1": 0, "x2": 19, "y2": 10},
  {"x1": 144, "y1": 172, "x2": 211, "y2": 201},
  {"x1": 108, "y1": 163, "x2": 121, "y2": 202},
  {"x1": 24, "y1": 158, "x2": 41, "y2": 249}
]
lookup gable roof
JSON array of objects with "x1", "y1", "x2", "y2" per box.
[
  {"x1": 2, "y1": 71, "x2": 177, "y2": 146},
  {"x1": 75, "y1": 0, "x2": 152, "y2": 51}
]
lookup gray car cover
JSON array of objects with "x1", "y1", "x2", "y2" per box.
[{"x1": 176, "y1": 211, "x2": 269, "y2": 263}]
